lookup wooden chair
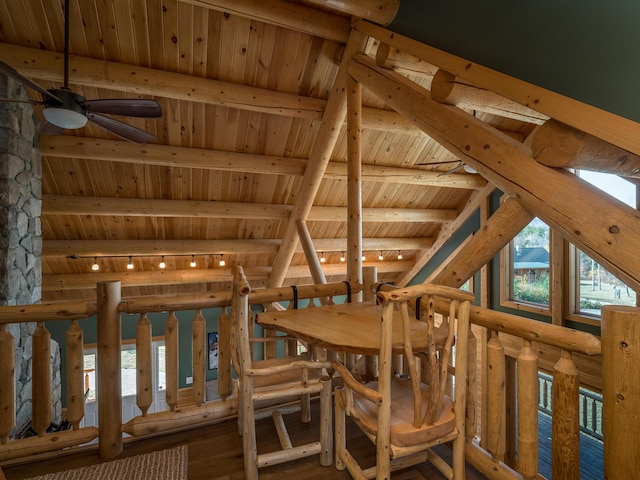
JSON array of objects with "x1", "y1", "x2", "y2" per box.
[
  {"x1": 334, "y1": 283, "x2": 475, "y2": 480},
  {"x1": 231, "y1": 265, "x2": 334, "y2": 480}
]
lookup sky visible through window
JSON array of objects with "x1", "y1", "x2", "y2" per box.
[{"x1": 580, "y1": 170, "x2": 635, "y2": 206}]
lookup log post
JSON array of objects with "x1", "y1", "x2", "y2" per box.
[
  {"x1": 97, "y1": 280, "x2": 122, "y2": 460},
  {"x1": 363, "y1": 266, "x2": 378, "y2": 380},
  {"x1": 136, "y1": 313, "x2": 153, "y2": 416},
  {"x1": 486, "y1": 331, "x2": 506, "y2": 462},
  {"x1": 552, "y1": 350, "x2": 580, "y2": 480},
  {"x1": 0, "y1": 325, "x2": 15, "y2": 444},
  {"x1": 601, "y1": 305, "x2": 640, "y2": 478},
  {"x1": 346, "y1": 73, "x2": 362, "y2": 372},
  {"x1": 517, "y1": 340, "x2": 538, "y2": 479},
  {"x1": 466, "y1": 325, "x2": 477, "y2": 442},
  {"x1": 192, "y1": 309, "x2": 206, "y2": 407},
  {"x1": 65, "y1": 320, "x2": 84, "y2": 429},
  {"x1": 165, "y1": 311, "x2": 179, "y2": 412},
  {"x1": 217, "y1": 308, "x2": 231, "y2": 401},
  {"x1": 31, "y1": 321, "x2": 51, "y2": 437}
]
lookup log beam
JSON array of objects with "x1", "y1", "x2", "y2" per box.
[
  {"x1": 431, "y1": 69, "x2": 549, "y2": 125},
  {"x1": 348, "y1": 53, "x2": 640, "y2": 292},
  {"x1": 43, "y1": 237, "x2": 434, "y2": 258},
  {"x1": 301, "y1": 0, "x2": 399, "y2": 26},
  {"x1": 42, "y1": 261, "x2": 413, "y2": 291},
  {"x1": 531, "y1": 119, "x2": 640, "y2": 177},
  {"x1": 42, "y1": 194, "x2": 457, "y2": 223},
  {"x1": 40, "y1": 136, "x2": 486, "y2": 189}
]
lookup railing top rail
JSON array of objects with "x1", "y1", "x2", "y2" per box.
[
  {"x1": 118, "y1": 281, "x2": 363, "y2": 314},
  {"x1": 0, "y1": 301, "x2": 97, "y2": 325},
  {"x1": 466, "y1": 302, "x2": 601, "y2": 356}
]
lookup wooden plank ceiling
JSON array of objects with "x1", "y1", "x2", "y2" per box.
[{"x1": 0, "y1": 0, "x2": 536, "y2": 302}]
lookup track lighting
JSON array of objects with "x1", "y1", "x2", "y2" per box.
[
  {"x1": 340, "y1": 252, "x2": 345, "y2": 262},
  {"x1": 159, "y1": 256, "x2": 166, "y2": 269},
  {"x1": 219, "y1": 254, "x2": 226, "y2": 267},
  {"x1": 378, "y1": 251, "x2": 384, "y2": 261},
  {"x1": 190, "y1": 255, "x2": 197, "y2": 267},
  {"x1": 127, "y1": 256, "x2": 134, "y2": 270},
  {"x1": 91, "y1": 257, "x2": 99, "y2": 271},
  {"x1": 320, "y1": 252, "x2": 326, "y2": 263},
  {"x1": 397, "y1": 251, "x2": 403, "y2": 260}
]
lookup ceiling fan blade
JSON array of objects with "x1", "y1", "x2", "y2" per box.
[
  {"x1": 82, "y1": 99, "x2": 162, "y2": 118},
  {"x1": 0, "y1": 61, "x2": 62, "y2": 103},
  {"x1": 437, "y1": 165, "x2": 465, "y2": 177},
  {"x1": 86, "y1": 112, "x2": 156, "y2": 144}
]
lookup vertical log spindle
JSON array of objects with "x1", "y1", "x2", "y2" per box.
[
  {"x1": 602, "y1": 305, "x2": 640, "y2": 479},
  {"x1": 136, "y1": 313, "x2": 153, "y2": 416},
  {"x1": 218, "y1": 309, "x2": 231, "y2": 400},
  {"x1": 486, "y1": 330, "x2": 506, "y2": 462},
  {"x1": 65, "y1": 320, "x2": 84, "y2": 429},
  {"x1": 552, "y1": 350, "x2": 580, "y2": 480},
  {"x1": 517, "y1": 339, "x2": 539, "y2": 479},
  {"x1": 165, "y1": 311, "x2": 178, "y2": 411},
  {"x1": 0, "y1": 325, "x2": 15, "y2": 443},
  {"x1": 97, "y1": 280, "x2": 123, "y2": 460},
  {"x1": 466, "y1": 325, "x2": 478, "y2": 442},
  {"x1": 32, "y1": 321, "x2": 51, "y2": 437},
  {"x1": 192, "y1": 309, "x2": 206, "y2": 407}
]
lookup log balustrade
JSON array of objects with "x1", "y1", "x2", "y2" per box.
[{"x1": 0, "y1": 279, "x2": 638, "y2": 479}]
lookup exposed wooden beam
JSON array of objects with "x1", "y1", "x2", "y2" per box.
[
  {"x1": 268, "y1": 30, "x2": 369, "y2": 288},
  {"x1": 4, "y1": 44, "x2": 527, "y2": 143},
  {"x1": 179, "y1": 0, "x2": 351, "y2": 43},
  {"x1": 348, "y1": 53, "x2": 640, "y2": 292},
  {"x1": 428, "y1": 197, "x2": 534, "y2": 287},
  {"x1": 40, "y1": 136, "x2": 486, "y2": 189},
  {"x1": 300, "y1": 0, "x2": 400, "y2": 26},
  {"x1": 354, "y1": 20, "x2": 640, "y2": 158},
  {"x1": 0, "y1": 44, "x2": 325, "y2": 121},
  {"x1": 431, "y1": 69, "x2": 549, "y2": 125},
  {"x1": 531, "y1": 119, "x2": 640, "y2": 177},
  {"x1": 42, "y1": 194, "x2": 457, "y2": 223},
  {"x1": 396, "y1": 182, "x2": 495, "y2": 286},
  {"x1": 43, "y1": 237, "x2": 434, "y2": 258},
  {"x1": 42, "y1": 261, "x2": 413, "y2": 291}
]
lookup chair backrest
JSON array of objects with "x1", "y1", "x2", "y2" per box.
[
  {"x1": 376, "y1": 284, "x2": 475, "y2": 430},
  {"x1": 231, "y1": 265, "x2": 252, "y2": 378}
]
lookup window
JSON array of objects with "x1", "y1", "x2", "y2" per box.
[
  {"x1": 503, "y1": 218, "x2": 551, "y2": 311},
  {"x1": 570, "y1": 171, "x2": 637, "y2": 319}
]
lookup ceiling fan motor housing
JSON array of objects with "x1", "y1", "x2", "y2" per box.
[{"x1": 43, "y1": 87, "x2": 88, "y2": 128}]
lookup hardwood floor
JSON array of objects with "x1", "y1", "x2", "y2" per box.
[{"x1": 3, "y1": 402, "x2": 487, "y2": 479}]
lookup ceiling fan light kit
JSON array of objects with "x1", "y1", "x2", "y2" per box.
[
  {"x1": 42, "y1": 88, "x2": 88, "y2": 128},
  {"x1": 0, "y1": 1, "x2": 161, "y2": 143}
]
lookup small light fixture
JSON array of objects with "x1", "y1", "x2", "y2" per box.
[
  {"x1": 397, "y1": 250, "x2": 403, "y2": 260},
  {"x1": 340, "y1": 252, "x2": 345, "y2": 262},
  {"x1": 219, "y1": 254, "x2": 226, "y2": 267},
  {"x1": 320, "y1": 252, "x2": 325, "y2": 263},
  {"x1": 190, "y1": 255, "x2": 197, "y2": 267},
  {"x1": 159, "y1": 256, "x2": 166, "y2": 269},
  {"x1": 378, "y1": 251, "x2": 384, "y2": 261},
  {"x1": 91, "y1": 257, "x2": 99, "y2": 271},
  {"x1": 362, "y1": 254, "x2": 366, "y2": 261},
  {"x1": 127, "y1": 256, "x2": 134, "y2": 270}
]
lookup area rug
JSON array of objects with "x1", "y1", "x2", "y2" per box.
[{"x1": 26, "y1": 445, "x2": 187, "y2": 480}]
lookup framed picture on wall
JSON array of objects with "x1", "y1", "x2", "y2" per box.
[{"x1": 208, "y1": 332, "x2": 219, "y2": 370}]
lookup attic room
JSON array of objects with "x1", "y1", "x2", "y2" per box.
[{"x1": 0, "y1": 0, "x2": 639, "y2": 479}]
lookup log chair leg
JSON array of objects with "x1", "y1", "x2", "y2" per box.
[
  {"x1": 300, "y1": 392, "x2": 311, "y2": 423},
  {"x1": 335, "y1": 386, "x2": 346, "y2": 471},
  {"x1": 319, "y1": 375, "x2": 333, "y2": 466}
]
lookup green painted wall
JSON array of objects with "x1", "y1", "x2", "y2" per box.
[{"x1": 390, "y1": 0, "x2": 640, "y2": 123}]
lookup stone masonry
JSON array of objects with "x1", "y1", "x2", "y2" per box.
[{"x1": 0, "y1": 74, "x2": 61, "y2": 436}]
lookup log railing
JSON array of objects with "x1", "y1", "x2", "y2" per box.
[{"x1": 1, "y1": 280, "x2": 639, "y2": 478}]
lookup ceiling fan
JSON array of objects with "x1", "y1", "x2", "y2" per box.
[
  {"x1": 415, "y1": 159, "x2": 477, "y2": 175},
  {"x1": 0, "y1": 2, "x2": 161, "y2": 144}
]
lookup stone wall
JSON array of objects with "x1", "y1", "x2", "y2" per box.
[{"x1": 0, "y1": 74, "x2": 61, "y2": 435}]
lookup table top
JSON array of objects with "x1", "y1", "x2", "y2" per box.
[{"x1": 256, "y1": 301, "x2": 445, "y2": 355}]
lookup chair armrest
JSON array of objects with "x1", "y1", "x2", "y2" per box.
[
  {"x1": 246, "y1": 359, "x2": 332, "y2": 376},
  {"x1": 333, "y1": 361, "x2": 382, "y2": 405}
]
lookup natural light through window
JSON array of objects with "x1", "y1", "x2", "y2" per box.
[{"x1": 576, "y1": 171, "x2": 636, "y2": 316}]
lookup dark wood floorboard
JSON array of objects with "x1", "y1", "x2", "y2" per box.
[{"x1": 3, "y1": 401, "x2": 487, "y2": 480}]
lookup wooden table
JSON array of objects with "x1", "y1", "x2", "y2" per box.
[{"x1": 256, "y1": 301, "x2": 445, "y2": 355}]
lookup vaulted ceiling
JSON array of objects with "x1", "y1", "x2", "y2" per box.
[{"x1": 1, "y1": 0, "x2": 638, "y2": 303}]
